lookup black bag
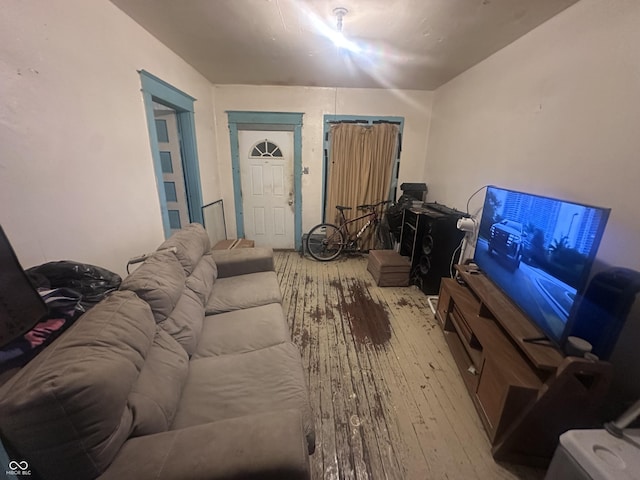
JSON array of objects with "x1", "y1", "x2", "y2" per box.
[{"x1": 26, "y1": 261, "x2": 121, "y2": 310}]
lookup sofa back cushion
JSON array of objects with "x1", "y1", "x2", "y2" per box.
[
  {"x1": 129, "y1": 327, "x2": 188, "y2": 436},
  {"x1": 161, "y1": 288, "x2": 205, "y2": 355},
  {"x1": 0, "y1": 291, "x2": 155, "y2": 480},
  {"x1": 186, "y1": 253, "x2": 217, "y2": 306},
  {"x1": 157, "y1": 223, "x2": 211, "y2": 275},
  {"x1": 120, "y1": 250, "x2": 185, "y2": 323}
]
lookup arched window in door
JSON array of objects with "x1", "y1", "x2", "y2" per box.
[{"x1": 250, "y1": 140, "x2": 283, "y2": 158}]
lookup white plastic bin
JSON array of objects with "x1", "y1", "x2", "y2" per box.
[{"x1": 545, "y1": 429, "x2": 640, "y2": 480}]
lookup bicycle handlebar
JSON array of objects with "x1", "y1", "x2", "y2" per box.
[{"x1": 356, "y1": 200, "x2": 392, "y2": 211}]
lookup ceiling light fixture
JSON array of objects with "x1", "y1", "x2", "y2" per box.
[
  {"x1": 329, "y1": 7, "x2": 360, "y2": 53},
  {"x1": 333, "y1": 7, "x2": 348, "y2": 32}
]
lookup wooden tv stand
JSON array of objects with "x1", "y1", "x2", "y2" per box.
[{"x1": 436, "y1": 265, "x2": 613, "y2": 465}]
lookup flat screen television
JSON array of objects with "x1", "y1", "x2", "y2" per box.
[{"x1": 473, "y1": 186, "x2": 610, "y2": 347}]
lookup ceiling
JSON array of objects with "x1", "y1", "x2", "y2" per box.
[{"x1": 110, "y1": 0, "x2": 580, "y2": 91}]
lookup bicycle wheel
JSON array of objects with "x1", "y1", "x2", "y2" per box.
[{"x1": 306, "y1": 223, "x2": 344, "y2": 261}]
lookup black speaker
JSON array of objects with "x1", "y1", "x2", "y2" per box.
[
  {"x1": 401, "y1": 208, "x2": 464, "y2": 295},
  {"x1": 569, "y1": 268, "x2": 640, "y2": 360}
]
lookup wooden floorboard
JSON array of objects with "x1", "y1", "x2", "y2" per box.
[{"x1": 275, "y1": 251, "x2": 545, "y2": 480}]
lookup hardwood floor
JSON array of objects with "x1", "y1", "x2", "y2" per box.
[{"x1": 275, "y1": 251, "x2": 546, "y2": 480}]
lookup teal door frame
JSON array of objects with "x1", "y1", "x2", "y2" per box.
[
  {"x1": 227, "y1": 111, "x2": 304, "y2": 250},
  {"x1": 139, "y1": 70, "x2": 204, "y2": 238}
]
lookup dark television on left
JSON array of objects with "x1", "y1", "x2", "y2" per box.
[{"x1": 0, "y1": 226, "x2": 48, "y2": 347}]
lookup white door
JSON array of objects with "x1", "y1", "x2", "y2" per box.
[
  {"x1": 154, "y1": 103, "x2": 190, "y2": 235},
  {"x1": 238, "y1": 130, "x2": 295, "y2": 249}
]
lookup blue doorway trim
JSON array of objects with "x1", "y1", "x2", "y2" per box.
[
  {"x1": 139, "y1": 70, "x2": 204, "y2": 238},
  {"x1": 227, "y1": 111, "x2": 304, "y2": 250},
  {"x1": 322, "y1": 115, "x2": 404, "y2": 220}
]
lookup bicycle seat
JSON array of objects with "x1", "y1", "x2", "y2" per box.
[{"x1": 335, "y1": 205, "x2": 352, "y2": 211}]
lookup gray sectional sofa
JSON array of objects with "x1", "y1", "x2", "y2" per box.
[{"x1": 0, "y1": 224, "x2": 314, "y2": 480}]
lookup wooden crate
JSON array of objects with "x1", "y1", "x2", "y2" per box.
[{"x1": 367, "y1": 250, "x2": 411, "y2": 286}]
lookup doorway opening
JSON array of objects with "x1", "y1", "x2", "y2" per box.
[
  {"x1": 228, "y1": 112, "x2": 303, "y2": 250},
  {"x1": 140, "y1": 70, "x2": 203, "y2": 238},
  {"x1": 322, "y1": 115, "x2": 404, "y2": 221}
]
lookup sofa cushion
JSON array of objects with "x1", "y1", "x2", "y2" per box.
[
  {"x1": 99, "y1": 410, "x2": 310, "y2": 480},
  {"x1": 205, "y1": 271, "x2": 282, "y2": 315},
  {"x1": 162, "y1": 287, "x2": 205, "y2": 356},
  {"x1": 129, "y1": 327, "x2": 189, "y2": 437},
  {"x1": 157, "y1": 223, "x2": 211, "y2": 275},
  {"x1": 120, "y1": 250, "x2": 185, "y2": 323},
  {"x1": 211, "y1": 247, "x2": 274, "y2": 278},
  {"x1": 186, "y1": 253, "x2": 217, "y2": 306},
  {"x1": 193, "y1": 303, "x2": 290, "y2": 358},
  {"x1": 171, "y1": 342, "x2": 315, "y2": 454},
  {"x1": 0, "y1": 291, "x2": 155, "y2": 480}
]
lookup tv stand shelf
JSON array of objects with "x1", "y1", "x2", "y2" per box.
[
  {"x1": 436, "y1": 265, "x2": 613, "y2": 465},
  {"x1": 456, "y1": 266, "x2": 564, "y2": 371}
]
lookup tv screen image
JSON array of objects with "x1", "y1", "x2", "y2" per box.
[{"x1": 473, "y1": 186, "x2": 610, "y2": 346}]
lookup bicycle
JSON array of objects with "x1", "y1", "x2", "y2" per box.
[{"x1": 305, "y1": 200, "x2": 392, "y2": 261}]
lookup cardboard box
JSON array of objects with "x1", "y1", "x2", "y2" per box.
[{"x1": 212, "y1": 239, "x2": 255, "y2": 250}]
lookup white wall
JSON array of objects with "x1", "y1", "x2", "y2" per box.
[
  {"x1": 425, "y1": 0, "x2": 640, "y2": 399},
  {"x1": 211, "y1": 85, "x2": 433, "y2": 237},
  {"x1": 425, "y1": 0, "x2": 640, "y2": 272},
  {"x1": 0, "y1": 0, "x2": 220, "y2": 277}
]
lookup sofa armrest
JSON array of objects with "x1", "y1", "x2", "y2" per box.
[
  {"x1": 211, "y1": 247, "x2": 274, "y2": 278},
  {"x1": 99, "y1": 409, "x2": 309, "y2": 480}
]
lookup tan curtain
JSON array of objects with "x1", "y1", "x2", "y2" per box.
[{"x1": 325, "y1": 122, "x2": 398, "y2": 249}]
